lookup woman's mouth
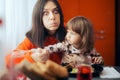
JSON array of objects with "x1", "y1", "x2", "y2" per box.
[{"x1": 50, "y1": 23, "x2": 58, "y2": 27}]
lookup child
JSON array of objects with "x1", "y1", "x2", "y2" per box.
[{"x1": 31, "y1": 16, "x2": 104, "y2": 68}]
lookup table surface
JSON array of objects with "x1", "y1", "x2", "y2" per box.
[{"x1": 68, "y1": 66, "x2": 120, "y2": 80}]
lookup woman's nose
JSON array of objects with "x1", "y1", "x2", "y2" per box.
[{"x1": 49, "y1": 12, "x2": 55, "y2": 20}]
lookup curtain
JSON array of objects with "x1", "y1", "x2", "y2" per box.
[{"x1": 0, "y1": 0, "x2": 37, "y2": 68}]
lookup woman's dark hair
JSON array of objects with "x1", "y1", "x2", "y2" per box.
[{"x1": 26, "y1": 0, "x2": 66, "y2": 48}]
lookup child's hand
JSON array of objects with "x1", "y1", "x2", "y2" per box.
[
  {"x1": 92, "y1": 56, "x2": 104, "y2": 65},
  {"x1": 31, "y1": 48, "x2": 50, "y2": 63}
]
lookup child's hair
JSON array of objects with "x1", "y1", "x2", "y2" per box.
[{"x1": 66, "y1": 16, "x2": 94, "y2": 54}]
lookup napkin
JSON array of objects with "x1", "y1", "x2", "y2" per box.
[{"x1": 100, "y1": 67, "x2": 120, "y2": 78}]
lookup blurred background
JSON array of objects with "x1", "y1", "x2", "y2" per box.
[
  {"x1": 0, "y1": 0, "x2": 120, "y2": 69},
  {"x1": 0, "y1": 0, "x2": 37, "y2": 69}
]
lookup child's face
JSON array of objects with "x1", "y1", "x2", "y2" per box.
[{"x1": 66, "y1": 28, "x2": 81, "y2": 48}]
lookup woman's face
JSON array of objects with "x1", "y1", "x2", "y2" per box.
[{"x1": 42, "y1": 1, "x2": 60, "y2": 35}]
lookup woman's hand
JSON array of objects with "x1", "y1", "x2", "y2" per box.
[
  {"x1": 31, "y1": 48, "x2": 50, "y2": 63},
  {"x1": 0, "y1": 59, "x2": 68, "y2": 80},
  {"x1": 17, "y1": 59, "x2": 68, "y2": 80}
]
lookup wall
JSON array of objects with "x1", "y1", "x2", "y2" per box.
[
  {"x1": 0, "y1": 0, "x2": 37, "y2": 69},
  {"x1": 59, "y1": 0, "x2": 115, "y2": 66},
  {"x1": 0, "y1": 0, "x2": 6, "y2": 69},
  {"x1": 116, "y1": 0, "x2": 120, "y2": 66}
]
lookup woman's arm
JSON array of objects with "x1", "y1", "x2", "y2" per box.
[
  {"x1": 5, "y1": 37, "x2": 37, "y2": 68},
  {"x1": 16, "y1": 37, "x2": 36, "y2": 50}
]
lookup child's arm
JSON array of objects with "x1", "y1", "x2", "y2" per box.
[
  {"x1": 44, "y1": 42, "x2": 66, "y2": 53},
  {"x1": 30, "y1": 42, "x2": 66, "y2": 63}
]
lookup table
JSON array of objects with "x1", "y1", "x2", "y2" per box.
[{"x1": 68, "y1": 66, "x2": 120, "y2": 80}]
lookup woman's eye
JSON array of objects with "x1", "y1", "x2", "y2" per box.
[
  {"x1": 53, "y1": 10, "x2": 59, "y2": 14},
  {"x1": 43, "y1": 11, "x2": 49, "y2": 16}
]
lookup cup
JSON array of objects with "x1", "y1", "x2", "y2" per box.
[
  {"x1": 9, "y1": 50, "x2": 27, "y2": 80},
  {"x1": 77, "y1": 65, "x2": 92, "y2": 80}
]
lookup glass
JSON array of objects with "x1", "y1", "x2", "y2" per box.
[
  {"x1": 8, "y1": 50, "x2": 26, "y2": 80},
  {"x1": 77, "y1": 65, "x2": 92, "y2": 80}
]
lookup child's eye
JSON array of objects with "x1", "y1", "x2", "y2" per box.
[
  {"x1": 70, "y1": 32, "x2": 74, "y2": 35},
  {"x1": 67, "y1": 30, "x2": 70, "y2": 33},
  {"x1": 67, "y1": 30, "x2": 74, "y2": 35}
]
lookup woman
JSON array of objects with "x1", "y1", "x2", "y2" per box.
[
  {"x1": 6, "y1": 0, "x2": 66, "y2": 67},
  {"x1": 5, "y1": 0, "x2": 68, "y2": 80}
]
